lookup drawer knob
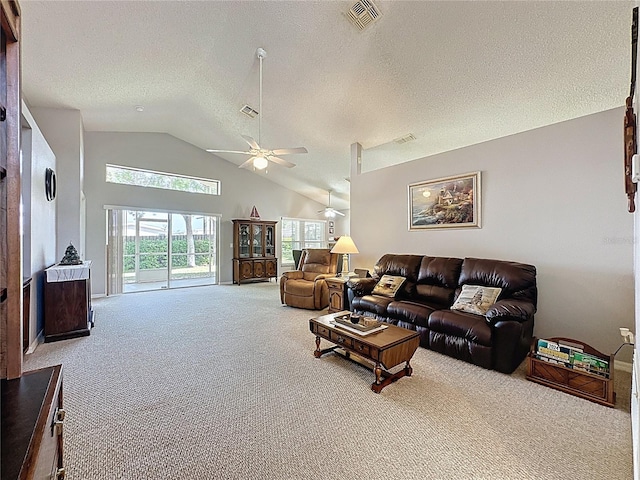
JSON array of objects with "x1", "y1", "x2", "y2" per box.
[
  {"x1": 56, "y1": 409, "x2": 66, "y2": 421},
  {"x1": 55, "y1": 467, "x2": 66, "y2": 479},
  {"x1": 337, "y1": 336, "x2": 344, "y2": 343}
]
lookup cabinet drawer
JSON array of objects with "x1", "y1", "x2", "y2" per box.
[
  {"x1": 330, "y1": 330, "x2": 353, "y2": 348},
  {"x1": 353, "y1": 340, "x2": 370, "y2": 356}
]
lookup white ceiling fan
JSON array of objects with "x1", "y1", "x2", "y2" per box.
[
  {"x1": 319, "y1": 190, "x2": 345, "y2": 217},
  {"x1": 206, "y1": 47, "x2": 308, "y2": 170}
]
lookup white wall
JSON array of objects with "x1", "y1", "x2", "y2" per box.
[
  {"x1": 21, "y1": 101, "x2": 56, "y2": 346},
  {"x1": 30, "y1": 108, "x2": 85, "y2": 260},
  {"x1": 84, "y1": 131, "x2": 328, "y2": 294},
  {"x1": 350, "y1": 107, "x2": 634, "y2": 359}
]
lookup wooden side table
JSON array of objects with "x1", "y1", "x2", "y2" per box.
[{"x1": 326, "y1": 277, "x2": 348, "y2": 313}]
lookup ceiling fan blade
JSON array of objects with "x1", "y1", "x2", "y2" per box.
[
  {"x1": 332, "y1": 209, "x2": 346, "y2": 217},
  {"x1": 238, "y1": 157, "x2": 256, "y2": 169},
  {"x1": 271, "y1": 147, "x2": 308, "y2": 155},
  {"x1": 206, "y1": 149, "x2": 252, "y2": 155},
  {"x1": 241, "y1": 135, "x2": 260, "y2": 150},
  {"x1": 267, "y1": 155, "x2": 296, "y2": 168}
]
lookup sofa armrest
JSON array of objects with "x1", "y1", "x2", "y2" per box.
[
  {"x1": 281, "y1": 271, "x2": 303, "y2": 280},
  {"x1": 346, "y1": 277, "x2": 377, "y2": 297},
  {"x1": 485, "y1": 299, "x2": 535, "y2": 323}
]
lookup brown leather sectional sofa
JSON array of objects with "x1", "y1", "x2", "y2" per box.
[{"x1": 346, "y1": 254, "x2": 537, "y2": 373}]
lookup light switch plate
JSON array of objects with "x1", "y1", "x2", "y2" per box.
[{"x1": 632, "y1": 154, "x2": 640, "y2": 183}]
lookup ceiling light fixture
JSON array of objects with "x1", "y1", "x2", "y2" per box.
[{"x1": 253, "y1": 155, "x2": 268, "y2": 170}]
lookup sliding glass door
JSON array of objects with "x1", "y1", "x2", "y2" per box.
[{"x1": 107, "y1": 208, "x2": 219, "y2": 294}]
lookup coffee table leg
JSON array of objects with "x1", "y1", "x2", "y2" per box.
[
  {"x1": 405, "y1": 361, "x2": 413, "y2": 376},
  {"x1": 314, "y1": 336, "x2": 322, "y2": 358},
  {"x1": 374, "y1": 362, "x2": 382, "y2": 386}
]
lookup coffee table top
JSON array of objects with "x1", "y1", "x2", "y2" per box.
[{"x1": 310, "y1": 311, "x2": 419, "y2": 349}]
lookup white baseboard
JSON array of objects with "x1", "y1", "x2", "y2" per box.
[{"x1": 25, "y1": 330, "x2": 44, "y2": 355}]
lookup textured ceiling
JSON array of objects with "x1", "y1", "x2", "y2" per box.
[{"x1": 20, "y1": 1, "x2": 632, "y2": 211}]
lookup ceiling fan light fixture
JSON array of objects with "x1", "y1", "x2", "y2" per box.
[{"x1": 253, "y1": 155, "x2": 268, "y2": 170}]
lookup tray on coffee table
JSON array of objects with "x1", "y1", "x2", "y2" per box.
[{"x1": 333, "y1": 313, "x2": 382, "y2": 332}]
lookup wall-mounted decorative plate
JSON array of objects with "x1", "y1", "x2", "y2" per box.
[{"x1": 45, "y1": 167, "x2": 56, "y2": 201}]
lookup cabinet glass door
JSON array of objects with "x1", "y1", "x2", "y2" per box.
[
  {"x1": 239, "y1": 223, "x2": 250, "y2": 258},
  {"x1": 265, "y1": 225, "x2": 275, "y2": 256},
  {"x1": 253, "y1": 224, "x2": 263, "y2": 256}
]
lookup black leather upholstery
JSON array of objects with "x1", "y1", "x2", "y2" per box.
[{"x1": 347, "y1": 254, "x2": 537, "y2": 374}]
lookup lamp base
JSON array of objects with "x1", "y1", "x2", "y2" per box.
[{"x1": 341, "y1": 254, "x2": 349, "y2": 277}]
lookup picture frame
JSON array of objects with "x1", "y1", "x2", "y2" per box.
[
  {"x1": 328, "y1": 227, "x2": 334, "y2": 235},
  {"x1": 408, "y1": 171, "x2": 481, "y2": 230},
  {"x1": 328, "y1": 221, "x2": 334, "y2": 228}
]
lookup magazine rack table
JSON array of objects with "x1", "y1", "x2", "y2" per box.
[
  {"x1": 526, "y1": 337, "x2": 615, "y2": 407},
  {"x1": 309, "y1": 311, "x2": 420, "y2": 393}
]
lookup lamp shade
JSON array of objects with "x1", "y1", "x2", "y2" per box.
[{"x1": 330, "y1": 236, "x2": 359, "y2": 254}]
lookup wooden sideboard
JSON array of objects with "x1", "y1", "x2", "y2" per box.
[
  {"x1": 1, "y1": 364, "x2": 65, "y2": 480},
  {"x1": 44, "y1": 261, "x2": 94, "y2": 342}
]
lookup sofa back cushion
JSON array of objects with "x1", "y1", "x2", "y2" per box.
[
  {"x1": 372, "y1": 254, "x2": 422, "y2": 298},
  {"x1": 415, "y1": 256, "x2": 463, "y2": 306},
  {"x1": 457, "y1": 257, "x2": 537, "y2": 306}
]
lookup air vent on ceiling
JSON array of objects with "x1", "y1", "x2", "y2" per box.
[
  {"x1": 346, "y1": 0, "x2": 381, "y2": 31},
  {"x1": 240, "y1": 104, "x2": 259, "y2": 118},
  {"x1": 394, "y1": 133, "x2": 417, "y2": 144}
]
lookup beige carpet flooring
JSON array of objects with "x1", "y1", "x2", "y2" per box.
[{"x1": 24, "y1": 282, "x2": 632, "y2": 479}]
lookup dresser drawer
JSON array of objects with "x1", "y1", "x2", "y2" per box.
[{"x1": 330, "y1": 330, "x2": 353, "y2": 348}]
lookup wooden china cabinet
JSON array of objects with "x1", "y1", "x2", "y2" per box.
[{"x1": 232, "y1": 219, "x2": 278, "y2": 284}]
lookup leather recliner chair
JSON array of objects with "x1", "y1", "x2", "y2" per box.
[{"x1": 280, "y1": 249, "x2": 339, "y2": 309}]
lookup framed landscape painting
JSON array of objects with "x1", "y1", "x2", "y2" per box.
[{"x1": 408, "y1": 172, "x2": 481, "y2": 230}]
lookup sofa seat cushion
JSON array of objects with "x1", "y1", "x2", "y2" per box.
[
  {"x1": 428, "y1": 309, "x2": 492, "y2": 347},
  {"x1": 387, "y1": 301, "x2": 436, "y2": 328},
  {"x1": 351, "y1": 295, "x2": 394, "y2": 316}
]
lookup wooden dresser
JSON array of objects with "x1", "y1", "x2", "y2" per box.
[{"x1": 1, "y1": 365, "x2": 65, "y2": 480}]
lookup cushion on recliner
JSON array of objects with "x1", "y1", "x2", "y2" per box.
[
  {"x1": 428, "y1": 309, "x2": 492, "y2": 347},
  {"x1": 351, "y1": 295, "x2": 394, "y2": 316},
  {"x1": 387, "y1": 301, "x2": 435, "y2": 328},
  {"x1": 373, "y1": 254, "x2": 422, "y2": 282},
  {"x1": 459, "y1": 258, "x2": 537, "y2": 304},
  {"x1": 415, "y1": 256, "x2": 463, "y2": 306}
]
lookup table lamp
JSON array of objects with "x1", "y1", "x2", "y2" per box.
[{"x1": 330, "y1": 236, "x2": 359, "y2": 277}]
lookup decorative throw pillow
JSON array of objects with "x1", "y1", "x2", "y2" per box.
[
  {"x1": 372, "y1": 275, "x2": 406, "y2": 298},
  {"x1": 451, "y1": 284, "x2": 502, "y2": 316}
]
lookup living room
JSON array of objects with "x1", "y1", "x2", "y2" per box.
[{"x1": 2, "y1": 1, "x2": 638, "y2": 479}]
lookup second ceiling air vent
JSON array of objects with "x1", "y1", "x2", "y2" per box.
[
  {"x1": 394, "y1": 133, "x2": 417, "y2": 144},
  {"x1": 346, "y1": 0, "x2": 381, "y2": 31}
]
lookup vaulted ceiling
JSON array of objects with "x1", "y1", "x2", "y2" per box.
[{"x1": 20, "y1": 1, "x2": 632, "y2": 211}]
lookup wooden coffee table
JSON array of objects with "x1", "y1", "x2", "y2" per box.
[{"x1": 309, "y1": 311, "x2": 420, "y2": 393}]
